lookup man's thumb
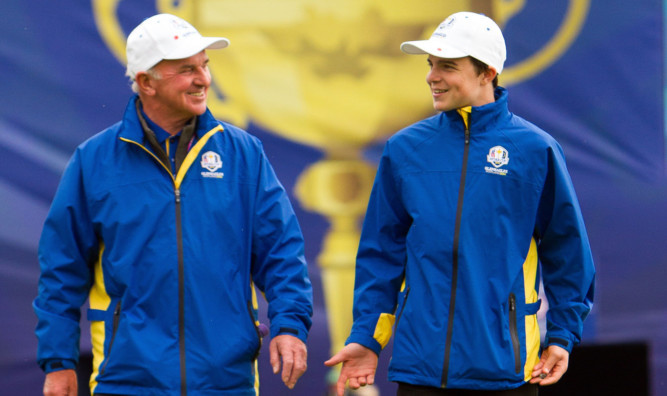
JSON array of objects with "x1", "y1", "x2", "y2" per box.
[{"x1": 324, "y1": 353, "x2": 344, "y2": 367}]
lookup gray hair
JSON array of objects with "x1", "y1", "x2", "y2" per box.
[{"x1": 130, "y1": 67, "x2": 162, "y2": 93}]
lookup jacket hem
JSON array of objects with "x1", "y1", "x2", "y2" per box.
[
  {"x1": 93, "y1": 384, "x2": 257, "y2": 395},
  {"x1": 388, "y1": 372, "x2": 528, "y2": 391}
]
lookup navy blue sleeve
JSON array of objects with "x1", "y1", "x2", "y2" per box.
[
  {"x1": 535, "y1": 143, "x2": 595, "y2": 352},
  {"x1": 347, "y1": 143, "x2": 411, "y2": 355},
  {"x1": 249, "y1": 147, "x2": 313, "y2": 343},
  {"x1": 34, "y1": 149, "x2": 98, "y2": 370}
]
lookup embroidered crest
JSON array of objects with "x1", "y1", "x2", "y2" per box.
[
  {"x1": 200, "y1": 151, "x2": 224, "y2": 179},
  {"x1": 485, "y1": 146, "x2": 509, "y2": 176},
  {"x1": 486, "y1": 146, "x2": 509, "y2": 168},
  {"x1": 201, "y1": 151, "x2": 222, "y2": 172}
]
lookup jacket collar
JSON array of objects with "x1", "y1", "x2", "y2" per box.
[
  {"x1": 118, "y1": 95, "x2": 221, "y2": 142},
  {"x1": 443, "y1": 87, "x2": 511, "y2": 133}
]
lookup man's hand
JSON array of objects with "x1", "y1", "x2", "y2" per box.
[
  {"x1": 530, "y1": 345, "x2": 570, "y2": 385},
  {"x1": 324, "y1": 343, "x2": 379, "y2": 396},
  {"x1": 269, "y1": 334, "x2": 308, "y2": 389},
  {"x1": 43, "y1": 369, "x2": 77, "y2": 396}
]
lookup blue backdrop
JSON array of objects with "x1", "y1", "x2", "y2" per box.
[{"x1": 1, "y1": 1, "x2": 665, "y2": 395}]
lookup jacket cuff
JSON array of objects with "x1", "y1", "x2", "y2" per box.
[
  {"x1": 270, "y1": 323, "x2": 308, "y2": 344},
  {"x1": 346, "y1": 332, "x2": 382, "y2": 356},
  {"x1": 544, "y1": 334, "x2": 575, "y2": 353},
  {"x1": 42, "y1": 359, "x2": 77, "y2": 374}
]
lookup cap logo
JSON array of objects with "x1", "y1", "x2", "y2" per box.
[
  {"x1": 166, "y1": 17, "x2": 198, "y2": 40},
  {"x1": 169, "y1": 17, "x2": 191, "y2": 30},
  {"x1": 432, "y1": 16, "x2": 456, "y2": 39}
]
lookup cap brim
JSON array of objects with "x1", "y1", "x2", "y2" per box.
[
  {"x1": 204, "y1": 37, "x2": 230, "y2": 50},
  {"x1": 400, "y1": 40, "x2": 468, "y2": 59},
  {"x1": 163, "y1": 37, "x2": 230, "y2": 60}
]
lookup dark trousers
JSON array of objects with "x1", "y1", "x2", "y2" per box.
[{"x1": 397, "y1": 382, "x2": 538, "y2": 396}]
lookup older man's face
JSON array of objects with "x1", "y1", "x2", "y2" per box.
[{"x1": 149, "y1": 51, "x2": 212, "y2": 122}]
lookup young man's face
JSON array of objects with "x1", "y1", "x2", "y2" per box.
[
  {"x1": 426, "y1": 55, "x2": 494, "y2": 112},
  {"x1": 149, "y1": 51, "x2": 212, "y2": 121}
]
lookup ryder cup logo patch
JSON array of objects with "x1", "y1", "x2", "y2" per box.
[
  {"x1": 200, "y1": 151, "x2": 224, "y2": 179},
  {"x1": 485, "y1": 146, "x2": 509, "y2": 176}
]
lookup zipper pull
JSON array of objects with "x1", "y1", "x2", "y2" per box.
[
  {"x1": 509, "y1": 294, "x2": 516, "y2": 311},
  {"x1": 465, "y1": 129, "x2": 470, "y2": 144},
  {"x1": 175, "y1": 188, "x2": 181, "y2": 203}
]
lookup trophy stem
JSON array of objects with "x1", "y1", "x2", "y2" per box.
[
  {"x1": 319, "y1": 216, "x2": 360, "y2": 356},
  {"x1": 295, "y1": 157, "x2": 377, "y2": 393}
]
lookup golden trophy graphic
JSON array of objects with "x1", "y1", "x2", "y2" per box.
[{"x1": 94, "y1": 1, "x2": 589, "y2": 393}]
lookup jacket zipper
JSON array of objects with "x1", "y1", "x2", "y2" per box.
[
  {"x1": 175, "y1": 188, "x2": 187, "y2": 396},
  {"x1": 441, "y1": 124, "x2": 470, "y2": 388},
  {"x1": 99, "y1": 300, "x2": 121, "y2": 375},
  {"x1": 121, "y1": 132, "x2": 221, "y2": 395},
  {"x1": 129, "y1": 138, "x2": 187, "y2": 394},
  {"x1": 509, "y1": 293, "x2": 521, "y2": 374}
]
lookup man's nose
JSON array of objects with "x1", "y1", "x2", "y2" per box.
[
  {"x1": 194, "y1": 66, "x2": 211, "y2": 86},
  {"x1": 426, "y1": 69, "x2": 439, "y2": 85}
]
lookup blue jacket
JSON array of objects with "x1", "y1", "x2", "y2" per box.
[
  {"x1": 347, "y1": 88, "x2": 595, "y2": 391},
  {"x1": 34, "y1": 96, "x2": 313, "y2": 395}
]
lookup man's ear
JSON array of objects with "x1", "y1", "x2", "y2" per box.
[
  {"x1": 483, "y1": 67, "x2": 498, "y2": 85},
  {"x1": 135, "y1": 72, "x2": 155, "y2": 95}
]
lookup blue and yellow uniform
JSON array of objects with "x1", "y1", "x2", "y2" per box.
[
  {"x1": 34, "y1": 95, "x2": 313, "y2": 395},
  {"x1": 347, "y1": 87, "x2": 595, "y2": 391}
]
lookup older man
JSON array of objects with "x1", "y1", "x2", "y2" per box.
[{"x1": 34, "y1": 14, "x2": 312, "y2": 396}]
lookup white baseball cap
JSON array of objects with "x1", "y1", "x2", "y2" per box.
[
  {"x1": 125, "y1": 14, "x2": 229, "y2": 80},
  {"x1": 400, "y1": 12, "x2": 506, "y2": 74}
]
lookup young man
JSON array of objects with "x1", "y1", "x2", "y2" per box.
[
  {"x1": 326, "y1": 11, "x2": 595, "y2": 396},
  {"x1": 34, "y1": 14, "x2": 312, "y2": 396}
]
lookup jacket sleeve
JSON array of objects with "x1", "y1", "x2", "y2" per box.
[
  {"x1": 250, "y1": 148, "x2": 313, "y2": 344},
  {"x1": 535, "y1": 143, "x2": 595, "y2": 353},
  {"x1": 33, "y1": 149, "x2": 98, "y2": 372},
  {"x1": 346, "y1": 143, "x2": 410, "y2": 355}
]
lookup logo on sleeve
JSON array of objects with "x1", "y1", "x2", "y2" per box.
[
  {"x1": 201, "y1": 151, "x2": 224, "y2": 179},
  {"x1": 485, "y1": 146, "x2": 509, "y2": 176}
]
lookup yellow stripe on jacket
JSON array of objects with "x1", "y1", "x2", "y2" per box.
[
  {"x1": 88, "y1": 243, "x2": 108, "y2": 394},
  {"x1": 523, "y1": 238, "x2": 541, "y2": 381}
]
